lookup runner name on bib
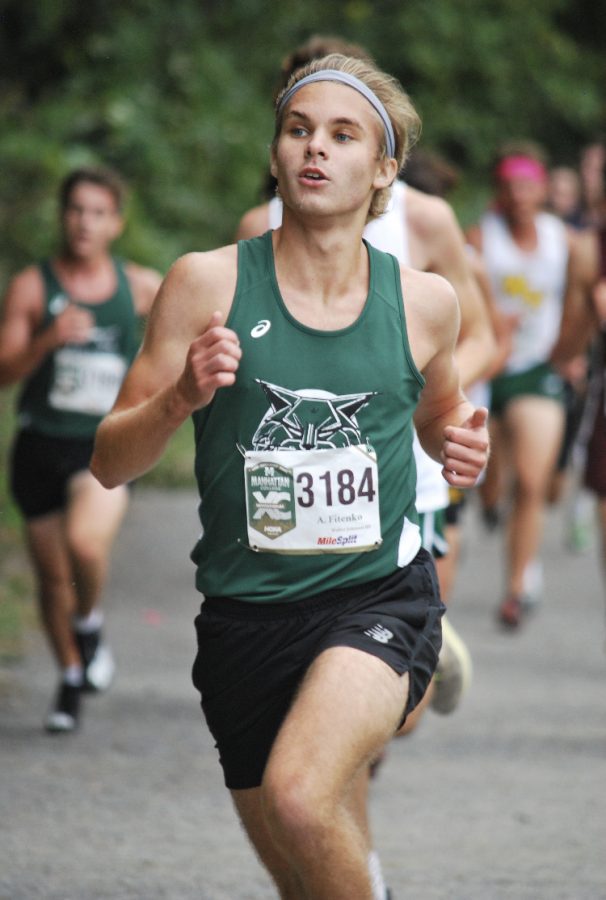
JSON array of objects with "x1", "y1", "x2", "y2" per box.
[
  {"x1": 244, "y1": 444, "x2": 382, "y2": 554},
  {"x1": 49, "y1": 348, "x2": 127, "y2": 415}
]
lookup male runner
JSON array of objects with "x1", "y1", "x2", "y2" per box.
[
  {"x1": 467, "y1": 142, "x2": 582, "y2": 628},
  {"x1": 237, "y1": 37, "x2": 496, "y2": 724},
  {"x1": 552, "y1": 223, "x2": 606, "y2": 626},
  {"x1": 92, "y1": 55, "x2": 489, "y2": 899},
  {"x1": 0, "y1": 167, "x2": 161, "y2": 732}
]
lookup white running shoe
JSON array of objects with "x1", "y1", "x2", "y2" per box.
[
  {"x1": 431, "y1": 616, "x2": 472, "y2": 715},
  {"x1": 85, "y1": 642, "x2": 115, "y2": 692},
  {"x1": 522, "y1": 558, "x2": 544, "y2": 611},
  {"x1": 75, "y1": 629, "x2": 116, "y2": 692}
]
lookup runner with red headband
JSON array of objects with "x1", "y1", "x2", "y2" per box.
[
  {"x1": 495, "y1": 155, "x2": 548, "y2": 184},
  {"x1": 467, "y1": 141, "x2": 583, "y2": 628}
]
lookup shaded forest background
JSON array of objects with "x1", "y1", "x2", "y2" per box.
[
  {"x1": 0, "y1": 0, "x2": 604, "y2": 643},
  {"x1": 0, "y1": 0, "x2": 604, "y2": 280}
]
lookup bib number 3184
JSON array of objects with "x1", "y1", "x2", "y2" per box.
[{"x1": 244, "y1": 444, "x2": 382, "y2": 554}]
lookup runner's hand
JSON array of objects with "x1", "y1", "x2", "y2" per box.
[
  {"x1": 441, "y1": 407, "x2": 489, "y2": 487},
  {"x1": 51, "y1": 304, "x2": 95, "y2": 346},
  {"x1": 176, "y1": 311, "x2": 242, "y2": 411}
]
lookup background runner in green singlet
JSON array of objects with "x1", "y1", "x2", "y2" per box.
[{"x1": 0, "y1": 167, "x2": 162, "y2": 733}]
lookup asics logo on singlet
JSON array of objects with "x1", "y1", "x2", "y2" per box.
[
  {"x1": 364, "y1": 624, "x2": 394, "y2": 644},
  {"x1": 251, "y1": 319, "x2": 271, "y2": 338}
]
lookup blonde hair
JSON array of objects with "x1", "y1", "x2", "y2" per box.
[{"x1": 273, "y1": 54, "x2": 421, "y2": 219}]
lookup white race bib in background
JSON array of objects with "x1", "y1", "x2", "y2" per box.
[{"x1": 50, "y1": 348, "x2": 126, "y2": 415}]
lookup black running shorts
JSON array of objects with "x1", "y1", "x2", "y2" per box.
[
  {"x1": 10, "y1": 429, "x2": 95, "y2": 519},
  {"x1": 192, "y1": 548, "x2": 444, "y2": 790}
]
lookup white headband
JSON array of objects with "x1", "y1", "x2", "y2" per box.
[{"x1": 277, "y1": 69, "x2": 396, "y2": 159}]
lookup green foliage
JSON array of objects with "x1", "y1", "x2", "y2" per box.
[
  {"x1": 0, "y1": 389, "x2": 21, "y2": 536},
  {"x1": 139, "y1": 418, "x2": 196, "y2": 489},
  {"x1": 0, "y1": 0, "x2": 603, "y2": 653},
  {"x1": 0, "y1": 389, "x2": 33, "y2": 662},
  {"x1": 0, "y1": 0, "x2": 603, "y2": 282}
]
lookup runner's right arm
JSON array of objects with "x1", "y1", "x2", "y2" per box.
[
  {"x1": 91, "y1": 249, "x2": 241, "y2": 488},
  {"x1": 551, "y1": 228, "x2": 599, "y2": 364},
  {"x1": 0, "y1": 267, "x2": 93, "y2": 386}
]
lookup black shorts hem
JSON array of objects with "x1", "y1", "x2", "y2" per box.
[{"x1": 10, "y1": 430, "x2": 95, "y2": 519}]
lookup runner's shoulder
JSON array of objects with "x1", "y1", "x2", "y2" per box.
[
  {"x1": 400, "y1": 264, "x2": 459, "y2": 340},
  {"x1": 153, "y1": 245, "x2": 239, "y2": 322},
  {"x1": 236, "y1": 204, "x2": 270, "y2": 240},
  {"x1": 1, "y1": 264, "x2": 45, "y2": 319},
  {"x1": 405, "y1": 185, "x2": 459, "y2": 236},
  {"x1": 123, "y1": 261, "x2": 163, "y2": 316}
]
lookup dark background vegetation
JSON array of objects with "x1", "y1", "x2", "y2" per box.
[
  {"x1": 0, "y1": 0, "x2": 604, "y2": 632},
  {"x1": 0, "y1": 0, "x2": 604, "y2": 281}
]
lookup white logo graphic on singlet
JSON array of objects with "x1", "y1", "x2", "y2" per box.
[
  {"x1": 364, "y1": 624, "x2": 394, "y2": 644},
  {"x1": 251, "y1": 319, "x2": 271, "y2": 338},
  {"x1": 49, "y1": 293, "x2": 70, "y2": 316},
  {"x1": 251, "y1": 381, "x2": 377, "y2": 450}
]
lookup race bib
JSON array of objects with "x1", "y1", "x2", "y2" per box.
[
  {"x1": 49, "y1": 348, "x2": 127, "y2": 415},
  {"x1": 244, "y1": 444, "x2": 382, "y2": 554}
]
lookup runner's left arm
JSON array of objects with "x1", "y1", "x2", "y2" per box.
[
  {"x1": 411, "y1": 271, "x2": 489, "y2": 487},
  {"x1": 421, "y1": 198, "x2": 496, "y2": 388}
]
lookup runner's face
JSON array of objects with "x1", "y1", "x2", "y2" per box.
[
  {"x1": 272, "y1": 82, "x2": 396, "y2": 221},
  {"x1": 496, "y1": 176, "x2": 547, "y2": 225},
  {"x1": 62, "y1": 183, "x2": 123, "y2": 260}
]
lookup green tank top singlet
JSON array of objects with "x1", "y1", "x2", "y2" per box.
[
  {"x1": 191, "y1": 231, "x2": 425, "y2": 603},
  {"x1": 17, "y1": 258, "x2": 139, "y2": 438}
]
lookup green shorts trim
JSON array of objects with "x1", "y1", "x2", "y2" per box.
[
  {"x1": 418, "y1": 508, "x2": 449, "y2": 558},
  {"x1": 490, "y1": 362, "x2": 565, "y2": 417}
]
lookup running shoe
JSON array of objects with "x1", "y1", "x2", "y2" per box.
[
  {"x1": 521, "y1": 559, "x2": 544, "y2": 612},
  {"x1": 75, "y1": 628, "x2": 116, "y2": 692},
  {"x1": 566, "y1": 518, "x2": 593, "y2": 554},
  {"x1": 45, "y1": 681, "x2": 81, "y2": 733},
  {"x1": 565, "y1": 488, "x2": 594, "y2": 554},
  {"x1": 497, "y1": 594, "x2": 523, "y2": 629},
  {"x1": 431, "y1": 616, "x2": 472, "y2": 715},
  {"x1": 368, "y1": 850, "x2": 391, "y2": 900}
]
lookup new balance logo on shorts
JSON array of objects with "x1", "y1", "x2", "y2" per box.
[{"x1": 364, "y1": 623, "x2": 394, "y2": 644}]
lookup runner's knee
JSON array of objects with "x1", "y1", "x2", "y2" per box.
[
  {"x1": 65, "y1": 527, "x2": 107, "y2": 569},
  {"x1": 514, "y1": 468, "x2": 553, "y2": 501},
  {"x1": 262, "y1": 765, "x2": 333, "y2": 848}
]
